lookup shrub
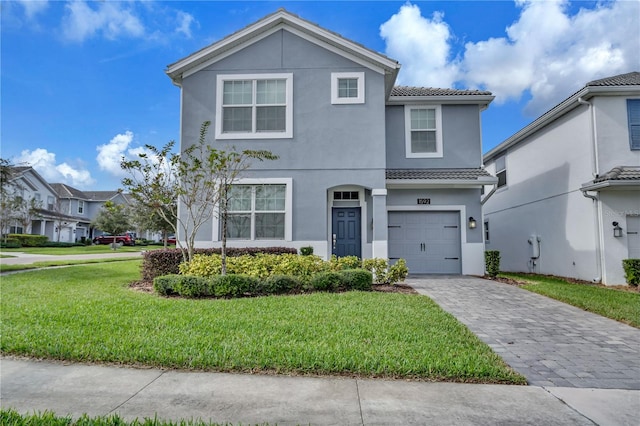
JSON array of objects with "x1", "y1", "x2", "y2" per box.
[
  {"x1": 0, "y1": 238, "x2": 21, "y2": 248},
  {"x1": 328, "y1": 255, "x2": 361, "y2": 271},
  {"x1": 388, "y1": 259, "x2": 409, "y2": 285},
  {"x1": 311, "y1": 271, "x2": 342, "y2": 292},
  {"x1": 362, "y1": 258, "x2": 388, "y2": 283},
  {"x1": 42, "y1": 242, "x2": 84, "y2": 247},
  {"x1": 300, "y1": 246, "x2": 314, "y2": 256},
  {"x1": 173, "y1": 275, "x2": 212, "y2": 298},
  {"x1": 7, "y1": 234, "x2": 48, "y2": 247},
  {"x1": 263, "y1": 275, "x2": 301, "y2": 295},
  {"x1": 338, "y1": 269, "x2": 373, "y2": 291},
  {"x1": 622, "y1": 259, "x2": 640, "y2": 286},
  {"x1": 485, "y1": 250, "x2": 501, "y2": 278},
  {"x1": 211, "y1": 274, "x2": 261, "y2": 298},
  {"x1": 153, "y1": 274, "x2": 181, "y2": 296},
  {"x1": 142, "y1": 247, "x2": 297, "y2": 281}
]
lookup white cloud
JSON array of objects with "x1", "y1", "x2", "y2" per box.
[
  {"x1": 16, "y1": 0, "x2": 49, "y2": 19},
  {"x1": 61, "y1": 1, "x2": 145, "y2": 42},
  {"x1": 96, "y1": 131, "x2": 136, "y2": 177},
  {"x1": 381, "y1": 0, "x2": 640, "y2": 116},
  {"x1": 380, "y1": 4, "x2": 458, "y2": 87},
  {"x1": 16, "y1": 148, "x2": 95, "y2": 188},
  {"x1": 175, "y1": 10, "x2": 197, "y2": 38}
]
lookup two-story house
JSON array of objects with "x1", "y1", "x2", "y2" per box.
[
  {"x1": 166, "y1": 9, "x2": 496, "y2": 275},
  {"x1": 483, "y1": 72, "x2": 640, "y2": 285}
]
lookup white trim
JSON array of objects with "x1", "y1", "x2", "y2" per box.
[
  {"x1": 331, "y1": 72, "x2": 365, "y2": 104},
  {"x1": 215, "y1": 73, "x2": 293, "y2": 140},
  {"x1": 404, "y1": 105, "x2": 443, "y2": 158},
  {"x1": 372, "y1": 188, "x2": 387, "y2": 196}
]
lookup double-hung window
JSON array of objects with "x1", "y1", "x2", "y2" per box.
[
  {"x1": 627, "y1": 99, "x2": 640, "y2": 150},
  {"x1": 331, "y1": 72, "x2": 365, "y2": 104},
  {"x1": 227, "y1": 184, "x2": 287, "y2": 240},
  {"x1": 78, "y1": 200, "x2": 85, "y2": 214},
  {"x1": 404, "y1": 105, "x2": 443, "y2": 158},
  {"x1": 216, "y1": 73, "x2": 293, "y2": 139}
]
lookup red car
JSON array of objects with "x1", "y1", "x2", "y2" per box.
[
  {"x1": 166, "y1": 236, "x2": 176, "y2": 244},
  {"x1": 93, "y1": 234, "x2": 135, "y2": 246}
]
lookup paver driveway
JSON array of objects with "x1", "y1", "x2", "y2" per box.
[{"x1": 406, "y1": 275, "x2": 640, "y2": 389}]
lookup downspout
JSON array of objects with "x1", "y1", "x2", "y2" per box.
[
  {"x1": 481, "y1": 184, "x2": 497, "y2": 205},
  {"x1": 578, "y1": 97, "x2": 602, "y2": 283}
]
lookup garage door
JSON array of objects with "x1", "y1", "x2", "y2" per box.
[{"x1": 388, "y1": 211, "x2": 461, "y2": 274}]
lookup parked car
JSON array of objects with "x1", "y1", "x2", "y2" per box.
[
  {"x1": 92, "y1": 234, "x2": 135, "y2": 246},
  {"x1": 166, "y1": 235, "x2": 176, "y2": 244}
]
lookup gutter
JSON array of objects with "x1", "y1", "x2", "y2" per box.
[
  {"x1": 577, "y1": 97, "x2": 599, "y2": 177},
  {"x1": 481, "y1": 184, "x2": 498, "y2": 205},
  {"x1": 580, "y1": 189, "x2": 603, "y2": 283}
]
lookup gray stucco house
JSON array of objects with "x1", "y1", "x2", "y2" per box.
[
  {"x1": 166, "y1": 9, "x2": 496, "y2": 275},
  {"x1": 483, "y1": 72, "x2": 640, "y2": 285}
]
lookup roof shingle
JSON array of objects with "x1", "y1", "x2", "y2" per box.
[
  {"x1": 593, "y1": 166, "x2": 640, "y2": 183},
  {"x1": 587, "y1": 72, "x2": 640, "y2": 87},
  {"x1": 391, "y1": 86, "x2": 493, "y2": 97},
  {"x1": 386, "y1": 168, "x2": 495, "y2": 180}
]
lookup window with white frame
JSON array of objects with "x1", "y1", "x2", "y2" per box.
[
  {"x1": 216, "y1": 73, "x2": 293, "y2": 139},
  {"x1": 404, "y1": 105, "x2": 443, "y2": 158},
  {"x1": 47, "y1": 196, "x2": 54, "y2": 210},
  {"x1": 628, "y1": 99, "x2": 640, "y2": 150},
  {"x1": 226, "y1": 184, "x2": 286, "y2": 240},
  {"x1": 331, "y1": 72, "x2": 365, "y2": 104},
  {"x1": 78, "y1": 200, "x2": 85, "y2": 214},
  {"x1": 495, "y1": 155, "x2": 507, "y2": 188}
]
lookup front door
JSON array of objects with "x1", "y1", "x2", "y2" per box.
[{"x1": 332, "y1": 208, "x2": 361, "y2": 258}]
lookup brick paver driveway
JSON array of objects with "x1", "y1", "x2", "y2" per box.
[{"x1": 406, "y1": 275, "x2": 640, "y2": 389}]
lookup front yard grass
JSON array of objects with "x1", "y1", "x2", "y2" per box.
[
  {"x1": 0, "y1": 245, "x2": 146, "y2": 255},
  {"x1": 1, "y1": 261, "x2": 524, "y2": 384},
  {"x1": 499, "y1": 273, "x2": 640, "y2": 328},
  {"x1": 0, "y1": 257, "x2": 142, "y2": 273}
]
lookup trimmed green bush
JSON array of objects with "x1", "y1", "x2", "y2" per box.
[
  {"x1": 311, "y1": 271, "x2": 342, "y2": 292},
  {"x1": 7, "y1": 234, "x2": 48, "y2": 247},
  {"x1": 300, "y1": 246, "x2": 314, "y2": 256},
  {"x1": 153, "y1": 274, "x2": 181, "y2": 296},
  {"x1": 263, "y1": 275, "x2": 301, "y2": 294},
  {"x1": 0, "y1": 238, "x2": 21, "y2": 248},
  {"x1": 388, "y1": 259, "x2": 409, "y2": 285},
  {"x1": 622, "y1": 259, "x2": 640, "y2": 286},
  {"x1": 42, "y1": 242, "x2": 84, "y2": 247},
  {"x1": 485, "y1": 250, "x2": 501, "y2": 278},
  {"x1": 328, "y1": 255, "x2": 361, "y2": 271},
  {"x1": 338, "y1": 269, "x2": 373, "y2": 291},
  {"x1": 362, "y1": 258, "x2": 388, "y2": 283},
  {"x1": 174, "y1": 276, "x2": 212, "y2": 298},
  {"x1": 211, "y1": 274, "x2": 261, "y2": 298}
]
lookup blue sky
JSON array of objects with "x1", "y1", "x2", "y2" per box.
[{"x1": 2, "y1": 0, "x2": 639, "y2": 190}]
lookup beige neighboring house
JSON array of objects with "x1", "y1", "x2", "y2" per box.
[{"x1": 483, "y1": 72, "x2": 640, "y2": 285}]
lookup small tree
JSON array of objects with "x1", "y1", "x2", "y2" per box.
[
  {"x1": 121, "y1": 121, "x2": 278, "y2": 265},
  {"x1": 0, "y1": 159, "x2": 24, "y2": 241},
  {"x1": 91, "y1": 201, "x2": 132, "y2": 250},
  {"x1": 15, "y1": 196, "x2": 42, "y2": 234}
]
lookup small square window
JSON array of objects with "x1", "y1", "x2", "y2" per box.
[{"x1": 331, "y1": 72, "x2": 365, "y2": 104}]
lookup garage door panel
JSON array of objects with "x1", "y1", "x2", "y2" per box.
[{"x1": 388, "y1": 211, "x2": 461, "y2": 274}]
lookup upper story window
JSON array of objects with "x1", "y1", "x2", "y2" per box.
[
  {"x1": 331, "y1": 72, "x2": 365, "y2": 104},
  {"x1": 78, "y1": 200, "x2": 85, "y2": 215},
  {"x1": 627, "y1": 99, "x2": 640, "y2": 150},
  {"x1": 404, "y1": 105, "x2": 443, "y2": 158},
  {"x1": 227, "y1": 184, "x2": 287, "y2": 240},
  {"x1": 47, "y1": 195, "x2": 54, "y2": 210},
  {"x1": 496, "y1": 155, "x2": 507, "y2": 188},
  {"x1": 215, "y1": 73, "x2": 293, "y2": 140}
]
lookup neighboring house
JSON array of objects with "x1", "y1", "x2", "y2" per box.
[
  {"x1": 165, "y1": 9, "x2": 496, "y2": 274},
  {"x1": 483, "y1": 72, "x2": 640, "y2": 285},
  {"x1": 4, "y1": 167, "x2": 78, "y2": 242}
]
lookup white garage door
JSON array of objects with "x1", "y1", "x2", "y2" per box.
[
  {"x1": 627, "y1": 216, "x2": 640, "y2": 259},
  {"x1": 388, "y1": 211, "x2": 462, "y2": 274}
]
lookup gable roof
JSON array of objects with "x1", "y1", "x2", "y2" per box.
[
  {"x1": 83, "y1": 190, "x2": 124, "y2": 202},
  {"x1": 8, "y1": 166, "x2": 57, "y2": 194},
  {"x1": 166, "y1": 8, "x2": 401, "y2": 98},
  {"x1": 51, "y1": 183, "x2": 88, "y2": 200},
  {"x1": 484, "y1": 71, "x2": 640, "y2": 162}
]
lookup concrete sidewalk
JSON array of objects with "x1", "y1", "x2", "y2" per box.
[
  {"x1": 0, "y1": 250, "x2": 143, "y2": 265},
  {"x1": 3, "y1": 357, "x2": 639, "y2": 425}
]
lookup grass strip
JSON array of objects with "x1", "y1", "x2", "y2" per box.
[
  {"x1": 0, "y1": 408, "x2": 255, "y2": 426},
  {"x1": 500, "y1": 273, "x2": 639, "y2": 328},
  {"x1": 0, "y1": 258, "x2": 142, "y2": 273},
  {"x1": 0, "y1": 245, "x2": 146, "y2": 255},
  {"x1": 1, "y1": 261, "x2": 524, "y2": 384}
]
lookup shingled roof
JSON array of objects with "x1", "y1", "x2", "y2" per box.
[
  {"x1": 386, "y1": 168, "x2": 495, "y2": 181},
  {"x1": 587, "y1": 72, "x2": 640, "y2": 87},
  {"x1": 51, "y1": 183, "x2": 88, "y2": 199},
  {"x1": 593, "y1": 166, "x2": 640, "y2": 183},
  {"x1": 391, "y1": 86, "x2": 493, "y2": 97}
]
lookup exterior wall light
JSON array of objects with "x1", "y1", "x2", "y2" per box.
[
  {"x1": 468, "y1": 217, "x2": 477, "y2": 229},
  {"x1": 612, "y1": 221, "x2": 623, "y2": 238}
]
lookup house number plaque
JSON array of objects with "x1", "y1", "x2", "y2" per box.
[{"x1": 417, "y1": 198, "x2": 431, "y2": 205}]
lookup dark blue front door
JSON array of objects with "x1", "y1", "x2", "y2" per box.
[{"x1": 332, "y1": 208, "x2": 361, "y2": 258}]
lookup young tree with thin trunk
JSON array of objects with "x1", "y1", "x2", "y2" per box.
[{"x1": 91, "y1": 201, "x2": 132, "y2": 250}]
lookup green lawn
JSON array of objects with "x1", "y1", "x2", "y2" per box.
[
  {"x1": 0, "y1": 257, "x2": 142, "y2": 273},
  {"x1": 1, "y1": 261, "x2": 524, "y2": 384},
  {"x1": 0, "y1": 245, "x2": 148, "y2": 255},
  {"x1": 500, "y1": 273, "x2": 640, "y2": 328}
]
